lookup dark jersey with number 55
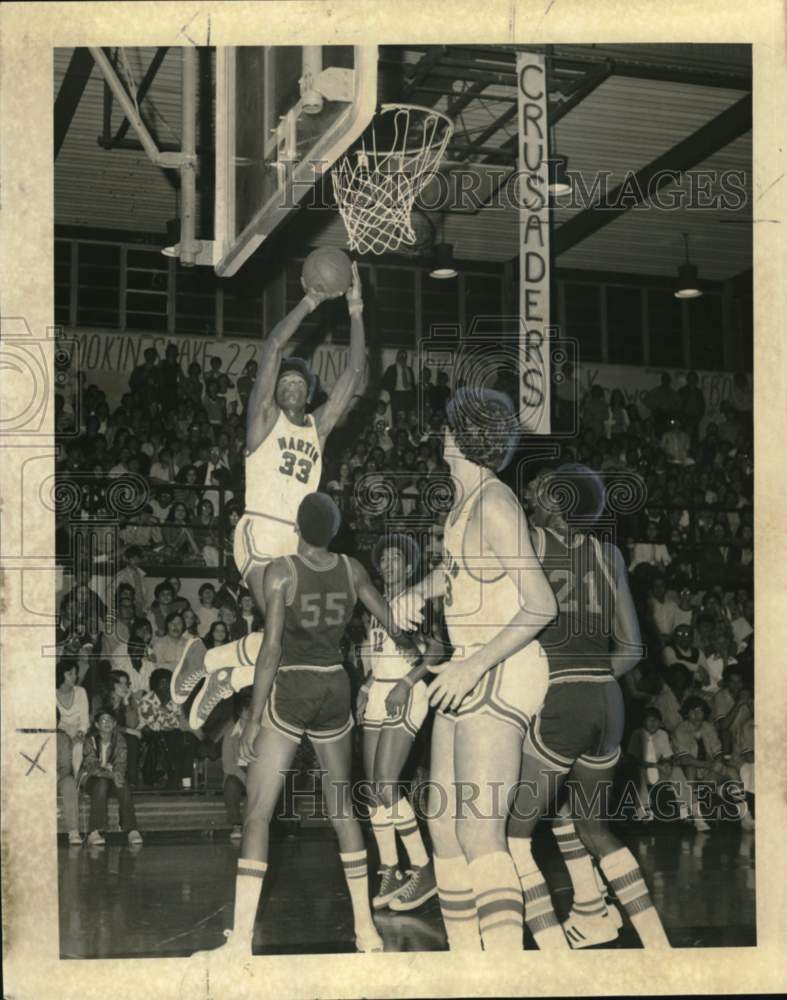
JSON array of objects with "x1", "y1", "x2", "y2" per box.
[
  {"x1": 533, "y1": 526, "x2": 616, "y2": 680},
  {"x1": 278, "y1": 553, "x2": 357, "y2": 667}
]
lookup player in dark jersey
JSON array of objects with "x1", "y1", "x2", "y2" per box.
[
  {"x1": 508, "y1": 465, "x2": 671, "y2": 949},
  {"x1": 191, "y1": 493, "x2": 418, "y2": 962}
]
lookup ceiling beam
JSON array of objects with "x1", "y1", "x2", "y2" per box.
[
  {"x1": 553, "y1": 93, "x2": 752, "y2": 256},
  {"x1": 54, "y1": 48, "x2": 95, "y2": 158},
  {"x1": 402, "y1": 46, "x2": 448, "y2": 96},
  {"x1": 109, "y1": 47, "x2": 169, "y2": 146}
]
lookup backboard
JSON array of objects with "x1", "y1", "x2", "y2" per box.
[{"x1": 214, "y1": 46, "x2": 378, "y2": 277}]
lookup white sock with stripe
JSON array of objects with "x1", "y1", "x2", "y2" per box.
[
  {"x1": 389, "y1": 796, "x2": 429, "y2": 867},
  {"x1": 232, "y1": 858, "x2": 267, "y2": 947},
  {"x1": 433, "y1": 853, "x2": 482, "y2": 951},
  {"x1": 370, "y1": 804, "x2": 398, "y2": 867},
  {"x1": 552, "y1": 815, "x2": 609, "y2": 919},
  {"x1": 507, "y1": 836, "x2": 568, "y2": 949},
  {"x1": 340, "y1": 850, "x2": 381, "y2": 951},
  {"x1": 468, "y1": 851, "x2": 524, "y2": 951},
  {"x1": 600, "y1": 847, "x2": 670, "y2": 948},
  {"x1": 204, "y1": 632, "x2": 262, "y2": 679}
]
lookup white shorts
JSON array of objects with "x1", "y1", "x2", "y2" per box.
[
  {"x1": 363, "y1": 678, "x2": 429, "y2": 738},
  {"x1": 232, "y1": 512, "x2": 299, "y2": 584},
  {"x1": 437, "y1": 640, "x2": 548, "y2": 736}
]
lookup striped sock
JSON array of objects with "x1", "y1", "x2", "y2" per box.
[
  {"x1": 233, "y1": 858, "x2": 267, "y2": 945},
  {"x1": 468, "y1": 851, "x2": 524, "y2": 951},
  {"x1": 390, "y1": 796, "x2": 429, "y2": 867},
  {"x1": 552, "y1": 816, "x2": 609, "y2": 919},
  {"x1": 600, "y1": 847, "x2": 670, "y2": 948},
  {"x1": 433, "y1": 854, "x2": 482, "y2": 951},
  {"x1": 508, "y1": 837, "x2": 567, "y2": 949},
  {"x1": 204, "y1": 632, "x2": 262, "y2": 692},
  {"x1": 340, "y1": 849, "x2": 380, "y2": 949},
  {"x1": 370, "y1": 804, "x2": 398, "y2": 867}
]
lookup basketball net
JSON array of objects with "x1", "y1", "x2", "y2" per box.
[{"x1": 332, "y1": 104, "x2": 453, "y2": 255}]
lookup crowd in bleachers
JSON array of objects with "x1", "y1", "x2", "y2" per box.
[{"x1": 54, "y1": 341, "x2": 755, "y2": 844}]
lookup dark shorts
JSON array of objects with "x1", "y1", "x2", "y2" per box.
[
  {"x1": 523, "y1": 678, "x2": 624, "y2": 773},
  {"x1": 262, "y1": 665, "x2": 353, "y2": 744}
]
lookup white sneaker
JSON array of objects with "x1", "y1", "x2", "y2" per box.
[
  {"x1": 68, "y1": 830, "x2": 83, "y2": 846},
  {"x1": 128, "y1": 830, "x2": 144, "y2": 846},
  {"x1": 192, "y1": 929, "x2": 252, "y2": 961},
  {"x1": 563, "y1": 910, "x2": 621, "y2": 948},
  {"x1": 87, "y1": 830, "x2": 106, "y2": 846},
  {"x1": 230, "y1": 826, "x2": 243, "y2": 841}
]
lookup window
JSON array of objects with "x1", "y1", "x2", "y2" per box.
[
  {"x1": 125, "y1": 247, "x2": 168, "y2": 332},
  {"x1": 647, "y1": 289, "x2": 684, "y2": 367},
  {"x1": 687, "y1": 294, "x2": 723, "y2": 371},
  {"x1": 77, "y1": 242, "x2": 120, "y2": 328},
  {"x1": 55, "y1": 240, "x2": 71, "y2": 326},
  {"x1": 222, "y1": 269, "x2": 263, "y2": 337},
  {"x1": 606, "y1": 285, "x2": 643, "y2": 365},
  {"x1": 564, "y1": 283, "x2": 602, "y2": 362},
  {"x1": 375, "y1": 267, "x2": 417, "y2": 347},
  {"x1": 176, "y1": 264, "x2": 218, "y2": 335}
]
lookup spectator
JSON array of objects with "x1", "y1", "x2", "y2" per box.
[
  {"x1": 149, "y1": 581, "x2": 177, "y2": 637},
  {"x1": 236, "y1": 360, "x2": 258, "y2": 413},
  {"x1": 129, "y1": 347, "x2": 161, "y2": 405},
  {"x1": 678, "y1": 371, "x2": 706, "y2": 442},
  {"x1": 205, "y1": 619, "x2": 230, "y2": 650},
  {"x1": 702, "y1": 625, "x2": 738, "y2": 696},
  {"x1": 149, "y1": 447, "x2": 177, "y2": 484},
  {"x1": 151, "y1": 611, "x2": 189, "y2": 673},
  {"x1": 382, "y1": 350, "x2": 416, "y2": 422},
  {"x1": 113, "y1": 547, "x2": 148, "y2": 616},
  {"x1": 183, "y1": 362, "x2": 204, "y2": 407},
  {"x1": 712, "y1": 667, "x2": 752, "y2": 756},
  {"x1": 626, "y1": 707, "x2": 674, "y2": 822},
  {"x1": 605, "y1": 388, "x2": 630, "y2": 438},
  {"x1": 118, "y1": 619, "x2": 156, "y2": 698},
  {"x1": 151, "y1": 487, "x2": 174, "y2": 524},
  {"x1": 717, "y1": 401, "x2": 744, "y2": 450},
  {"x1": 698, "y1": 522, "x2": 734, "y2": 586},
  {"x1": 648, "y1": 663, "x2": 693, "y2": 734},
  {"x1": 731, "y1": 524, "x2": 754, "y2": 581},
  {"x1": 580, "y1": 384, "x2": 608, "y2": 438},
  {"x1": 92, "y1": 669, "x2": 141, "y2": 785},
  {"x1": 193, "y1": 498, "x2": 221, "y2": 566},
  {"x1": 162, "y1": 502, "x2": 202, "y2": 562},
  {"x1": 204, "y1": 379, "x2": 227, "y2": 428},
  {"x1": 648, "y1": 576, "x2": 680, "y2": 645},
  {"x1": 158, "y1": 343, "x2": 182, "y2": 409},
  {"x1": 629, "y1": 522, "x2": 672, "y2": 573},
  {"x1": 670, "y1": 696, "x2": 732, "y2": 832},
  {"x1": 730, "y1": 595, "x2": 754, "y2": 651},
  {"x1": 79, "y1": 706, "x2": 143, "y2": 846},
  {"x1": 56, "y1": 659, "x2": 90, "y2": 775},
  {"x1": 220, "y1": 691, "x2": 253, "y2": 840},
  {"x1": 661, "y1": 417, "x2": 691, "y2": 466},
  {"x1": 165, "y1": 577, "x2": 192, "y2": 617},
  {"x1": 204, "y1": 355, "x2": 227, "y2": 391},
  {"x1": 662, "y1": 624, "x2": 708, "y2": 684},
  {"x1": 729, "y1": 372, "x2": 753, "y2": 416},
  {"x1": 56, "y1": 706, "x2": 83, "y2": 846},
  {"x1": 196, "y1": 583, "x2": 220, "y2": 638},
  {"x1": 644, "y1": 372, "x2": 681, "y2": 435},
  {"x1": 233, "y1": 589, "x2": 263, "y2": 637},
  {"x1": 138, "y1": 669, "x2": 197, "y2": 791},
  {"x1": 59, "y1": 577, "x2": 106, "y2": 641}
]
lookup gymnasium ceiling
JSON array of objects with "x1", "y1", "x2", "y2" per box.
[{"x1": 54, "y1": 43, "x2": 753, "y2": 283}]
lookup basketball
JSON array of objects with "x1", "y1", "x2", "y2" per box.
[{"x1": 302, "y1": 247, "x2": 353, "y2": 295}]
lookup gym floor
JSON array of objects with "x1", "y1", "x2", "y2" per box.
[{"x1": 58, "y1": 821, "x2": 755, "y2": 957}]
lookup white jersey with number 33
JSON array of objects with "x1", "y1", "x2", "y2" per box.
[{"x1": 244, "y1": 409, "x2": 322, "y2": 522}]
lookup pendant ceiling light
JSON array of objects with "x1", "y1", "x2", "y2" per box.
[{"x1": 674, "y1": 232, "x2": 703, "y2": 299}]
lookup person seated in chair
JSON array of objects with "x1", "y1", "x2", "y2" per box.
[
  {"x1": 79, "y1": 706, "x2": 143, "y2": 847},
  {"x1": 138, "y1": 669, "x2": 198, "y2": 790}
]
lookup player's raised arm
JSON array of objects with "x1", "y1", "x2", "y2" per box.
[
  {"x1": 314, "y1": 263, "x2": 366, "y2": 441},
  {"x1": 246, "y1": 285, "x2": 338, "y2": 453},
  {"x1": 348, "y1": 556, "x2": 419, "y2": 656},
  {"x1": 240, "y1": 560, "x2": 290, "y2": 760}
]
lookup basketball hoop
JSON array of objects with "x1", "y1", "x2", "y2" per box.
[{"x1": 332, "y1": 104, "x2": 453, "y2": 255}]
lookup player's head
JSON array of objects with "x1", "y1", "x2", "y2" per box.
[
  {"x1": 276, "y1": 357, "x2": 315, "y2": 410},
  {"x1": 296, "y1": 492, "x2": 341, "y2": 548},
  {"x1": 373, "y1": 533, "x2": 420, "y2": 590},
  {"x1": 540, "y1": 463, "x2": 605, "y2": 528},
  {"x1": 444, "y1": 387, "x2": 519, "y2": 472}
]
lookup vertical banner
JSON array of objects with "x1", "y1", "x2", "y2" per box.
[{"x1": 516, "y1": 52, "x2": 551, "y2": 434}]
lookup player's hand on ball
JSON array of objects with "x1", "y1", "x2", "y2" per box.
[
  {"x1": 391, "y1": 589, "x2": 425, "y2": 632},
  {"x1": 239, "y1": 720, "x2": 261, "y2": 762},
  {"x1": 385, "y1": 681, "x2": 411, "y2": 719},
  {"x1": 346, "y1": 262, "x2": 363, "y2": 316},
  {"x1": 428, "y1": 659, "x2": 484, "y2": 712},
  {"x1": 301, "y1": 277, "x2": 344, "y2": 311}
]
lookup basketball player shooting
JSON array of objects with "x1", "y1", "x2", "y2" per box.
[
  {"x1": 172, "y1": 250, "x2": 366, "y2": 726},
  {"x1": 391, "y1": 388, "x2": 558, "y2": 952}
]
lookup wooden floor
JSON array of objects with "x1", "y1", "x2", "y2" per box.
[{"x1": 58, "y1": 821, "x2": 756, "y2": 957}]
